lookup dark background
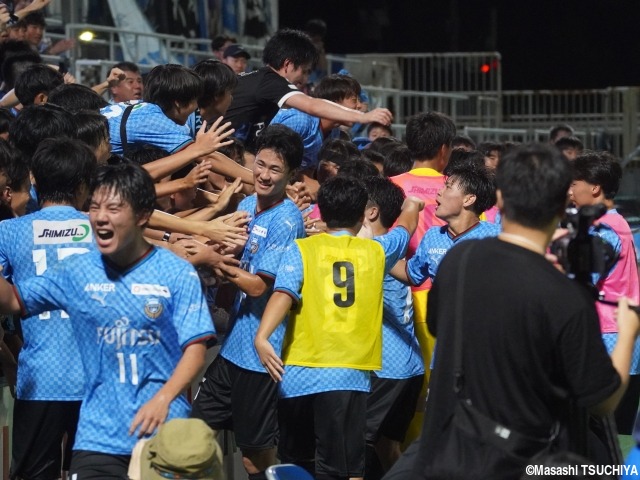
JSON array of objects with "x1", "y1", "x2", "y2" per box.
[{"x1": 278, "y1": 0, "x2": 640, "y2": 91}]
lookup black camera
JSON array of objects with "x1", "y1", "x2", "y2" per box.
[
  {"x1": 1, "y1": 2, "x2": 20, "y2": 27},
  {"x1": 549, "y1": 204, "x2": 617, "y2": 289}
]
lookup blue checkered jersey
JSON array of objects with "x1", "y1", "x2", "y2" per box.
[
  {"x1": 270, "y1": 108, "x2": 340, "y2": 170},
  {"x1": 0, "y1": 206, "x2": 93, "y2": 400},
  {"x1": 101, "y1": 101, "x2": 193, "y2": 154},
  {"x1": 590, "y1": 219, "x2": 621, "y2": 285},
  {"x1": 407, "y1": 221, "x2": 499, "y2": 286},
  {"x1": 377, "y1": 274, "x2": 424, "y2": 379},
  {"x1": 220, "y1": 195, "x2": 305, "y2": 372},
  {"x1": 274, "y1": 227, "x2": 410, "y2": 398},
  {"x1": 15, "y1": 246, "x2": 214, "y2": 455}
]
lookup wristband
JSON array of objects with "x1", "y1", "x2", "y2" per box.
[{"x1": 162, "y1": 231, "x2": 171, "y2": 242}]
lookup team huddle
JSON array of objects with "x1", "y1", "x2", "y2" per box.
[{"x1": 0, "y1": 20, "x2": 638, "y2": 480}]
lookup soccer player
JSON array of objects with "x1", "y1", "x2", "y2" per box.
[
  {"x1": 393, "y1": 161, "x2": 499, "y2": 287},
  {"x1": 0, "y1": 162, "x2": 215, "y2": 478},
  {"x1": 0, "y1": 138, "x2": 96, "y2": 480},
  {"x1": 361, "y1": 176, "x2": 425, "y2": 480},
  {"x1": 254, "y1": 176, "x2": 423, "y2": 480},
  {"x1": 191, "y1": 124, "x2": 306, "y2": 480},
  {"x1": 568, "y1": 150, "x2": 640, "y2": 434}
]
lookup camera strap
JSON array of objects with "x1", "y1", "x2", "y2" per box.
[{"x1": 120, "y1": 104, "x2": 135, "y2": 158}]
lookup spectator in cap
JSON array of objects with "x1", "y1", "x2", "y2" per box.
[
  {"x1": 223, "y1": 43, "x2": 250, "y2": 74},
  {"x1": 128, "y1": 418, "x2": 224, "y2": 480}
]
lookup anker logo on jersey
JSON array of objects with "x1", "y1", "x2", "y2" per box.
[{"x1": 33, "y1": 220, "x2": 92, "y2": 245}]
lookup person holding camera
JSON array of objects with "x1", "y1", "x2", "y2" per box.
[
  {"x1": 568, "y1": 150, "x2": 640, "y2": 435},
  {"x1": 386, "y1": 143, "x2": 640, "y2": 480}
]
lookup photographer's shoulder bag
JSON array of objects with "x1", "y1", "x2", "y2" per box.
[{"x1": 432, "y1": 242, "x2": 560, "y2": 478}]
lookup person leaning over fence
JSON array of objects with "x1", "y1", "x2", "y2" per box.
[{"x1": 224, "y1": 28, "x2": 392, "y2": 152}]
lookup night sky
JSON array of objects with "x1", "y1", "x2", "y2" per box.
[{"x1": 278, "y1": 0, "x2": 640, "y2": 91}]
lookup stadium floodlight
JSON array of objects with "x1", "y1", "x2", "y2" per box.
[{"x1": 79, "y1": 31, "x2": 95, "y2": 42}]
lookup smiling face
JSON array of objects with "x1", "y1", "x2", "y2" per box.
[
  {"x1": 253, "y1": 148, "x2": 291, "y2": 210},
  {"x1": 89, "y1": 187, "x2": 149, "y2": 265}
]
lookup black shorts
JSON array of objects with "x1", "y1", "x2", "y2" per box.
[
  {"x1": 366, "y1": 374, "x2": 423, "y2": 443},
  {"x1": 278, "y1": 391, "x2": 367, "y2": 479},
  {"x1": 191, "y1": 355, "x2": 279, "y2": 450},
  {"x1": 69, "y1": 451, "x2": 130, "y2": 479},
  {"x1": 10, "y1": 399, "x2": 81, "y2": 480}
]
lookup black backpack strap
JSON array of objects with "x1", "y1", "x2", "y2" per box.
[{"x1": 119, "y1": 104, "x2": 135, "y2": 157}]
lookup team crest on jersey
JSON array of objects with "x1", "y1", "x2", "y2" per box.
[
  {"x1": 144, "y1": 298, "x2": 163, "y2": 319},
  {"x1": 250, "y1": 238, "x2": 259, "y2": 253}
]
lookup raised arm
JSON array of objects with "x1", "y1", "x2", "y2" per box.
[
  {"x1": 285, "y1": 94, "x2": 393, "y2": 126},
  {"x1": 395, "y1": 196, "x2": 425, "y2": 237},
  {"x1": 591, "y1": 297, "x2": 640, "y2": 415}
]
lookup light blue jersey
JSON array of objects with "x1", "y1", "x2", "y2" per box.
[
  {"x1": 377, "y1": 275, "x2": 424, "y2": 379},
  {"x1": 407, "y1": 221, "x2": 500, "y2": 285},
  {"x1": 274, "y1": 227, "x2": 410, "y2": 398},
  {"x1": 16, "y1": 247, "x2": 214, "y2": 455},
  {"x1": 220, "y1": 195, "x2": 305, "y2": 372},
  {"x1": 0, "y1": 206, "x2": 92, "y2": 401},
  {"x1": 270, "y1": 108, "x2": 340, "y2": 170},
  {"x1": 101, "y1": 101, "x2": 193, "y2": 155}
]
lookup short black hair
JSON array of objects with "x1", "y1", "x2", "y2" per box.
[
  {"x1": 73, "y1": 110, "x2": 110, "y2": 152},
  {"x1": 143, "y1": 64, "x2": 203, "y2": 114},
  {"x1": 317, "y1": 176, "x2": 368, "y2": 228},
  {"x1": 452, "y1": 135, "x2": 476, "y2": 151},
  {"x1": 363, "y1": 175, "x2": 405, "y2": 229},
  {"x1": 32, "y1": 138, "x2": 96, "y2": 205},
  {"x1": 1, "y1": 50, "x2": 42, "y2": 90},
  {"x1": 366, "y1": 122, "x2": 393, "y2": 137},
  {"x1": 22, "y1": 12, "x2": 46, "y2": 27},
  {"x1": 14, "y1": 63, "x2": 64, "y2": 106},
  {"x1": 319, "y1": 138, "x2": 359, "y2": 161},
  {"x1": 0, "y1": 108, "x2": 15, "y2": 135},
  {"x1": 338, "y1": 157, "x2": 379, "y2": 183},
  {"x1": 445, "y1": 161, "x2": 496, "y2": 215},
  {"x1": 211, "y1": 34, "x2": 236, "y2": 52},
  {"x1": 262, "y1": 29, "x2": 319, "y2": 70},
  {"x1": 572, "y1": 150, "x2": 622, "y2": 200},
  {"x1": 554, "y1": 136, "x2": 584, "y2": 151},
  {"x1": 497, "y1": 143, "x2": 571, "y2": 229},
  {"x1": 367, "y1": 136, "x2": 400, "y2": 154},
  {"x1": 125, "y1": 145, "x2": 169, "y2": 166},
  {"x1": 383, "y1": 145, "x2": 413, "y2": 177},
  {"x1": 9, "y1": 103, "x2": 76, "y2": 161},
  {"x1": 477, "y1": 141, "x2": 504, "y2": 157},
  {"x1": 445, "y1": 149, "x2": 486, "y2": 174},
  {"x1": 405, "y1": 111, "x2": 456, "y2": 160},
  {"x1": 48, "y1": 83, "x2": 109, "y2": 113},
  {"x1": 549, "y1": 124, "x2": 574, "y2": 144},
  {"x1": 0, "y1": 138, "x2": 29, "y2": 192},
  {"x1": 192, "y1": 59, "x2": 237, "y2": 108},
  {"x1": 90, "y1": 163, "x2": 156, "y2": 217},
  {"x1": 313, "y1": 74, "x2": 361, "y2": 103},
  {"x1": 254, "y1": 124, "x2": 303, "y2": 172}
]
